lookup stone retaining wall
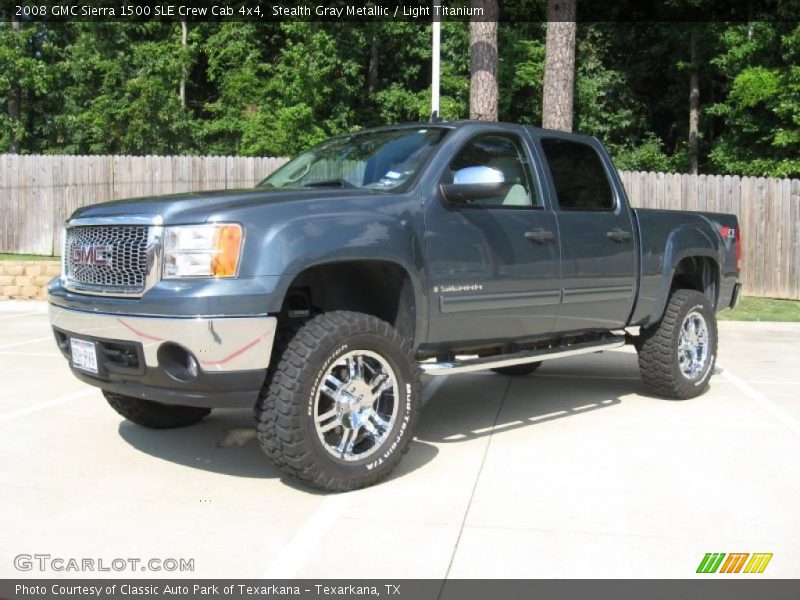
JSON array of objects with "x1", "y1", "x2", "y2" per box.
[{"x1": 0, "y1": 261, "x2": 60, "y2": 300}]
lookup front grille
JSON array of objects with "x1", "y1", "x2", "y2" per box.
[{"x1": 64, "y1": 225, "x2": 150, "y2": 294}]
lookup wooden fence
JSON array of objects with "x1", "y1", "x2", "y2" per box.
[
  {"x1": 0, "y1": 155, "x2": 288, "y2": 256},
  {"x1": 0, "y1": 154, "x2": 798, "y2": 299},
  {"x1": 620, "y1": 171, "x2": 800, "y2": 300}
]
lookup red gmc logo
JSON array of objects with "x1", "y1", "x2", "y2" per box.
[{"x1": 71, "y1": 244, "x2": 113, "y2": 267}]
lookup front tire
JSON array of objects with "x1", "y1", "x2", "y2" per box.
[
  {"x1": 256, "y1": 311, "x2": 421, "y2": 492},
  {"x1": 637, "y1": 289, "x2": 718, "y2": 399},
  {"x1": 104, "y1": 391, "x2": 211, "y2": 429}
]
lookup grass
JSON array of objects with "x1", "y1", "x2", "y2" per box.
[
  {"x1": 719, "y1": 296, "x2": 800, "y2": 322},
  {"x1": 0, "y1": 253, "x2": 57, "y2": 261}
]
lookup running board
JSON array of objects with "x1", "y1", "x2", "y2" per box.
[{"x1": 420, "y1": 337, "x2": 626, "y2": 376}]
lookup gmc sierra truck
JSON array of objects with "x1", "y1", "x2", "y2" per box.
[{"x1": 48, "y1": 121, "x2": 742, "y2": 491}]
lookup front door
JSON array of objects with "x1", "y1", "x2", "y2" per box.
[{"x1": 424, "y1": 131, "x2": 562, "y2": 346}]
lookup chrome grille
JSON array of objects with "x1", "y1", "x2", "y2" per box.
[{"x1": 64, "y1": 225, "x2": 150, "y2": 294}]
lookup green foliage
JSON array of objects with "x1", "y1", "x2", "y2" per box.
[
  {"x1": 613, "y1": 134, "x2": 674, "y2": 173},
  {"x1": 0, "y1": 19, "x2": 798, "y2": 178},
  {"x1": 707, "y1": 23, "x2": 800, "y2": 177},
  {"x1": 0, "y1": 21, "x2": 59, "y2": 151}
]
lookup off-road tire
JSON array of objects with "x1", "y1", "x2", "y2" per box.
[
  {"x1": 104, "y1": 391, "x2": 211, "y2": 429},
  {"x1": 255, "y1": 319, "x2": 305, "y2": 469},
  {"x1": 491, "y1": 361, "x2": 542, "y2": 376},
  {"x1": 637, "y1": 289, "x2": 718, "y2": 399},
  {"x1": 256, "y1": 311, "x2": 421, "y2": 492}
]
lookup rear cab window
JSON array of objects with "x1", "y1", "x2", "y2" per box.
[{"x1": 540, "y1": 138, "x2": 615, "y2": 211}]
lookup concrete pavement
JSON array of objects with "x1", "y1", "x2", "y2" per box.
[{"x1": 1, "y1": 302, "x2": 798, "y2": 578}]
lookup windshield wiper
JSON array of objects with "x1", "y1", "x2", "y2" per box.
[{"x1": 301, "y1": 179, "x2": 357, "y2": 189}]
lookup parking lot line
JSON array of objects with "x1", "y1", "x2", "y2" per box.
[
  {"x1": 0, "y1": 311, "x2": 38, "y2": 320},
  {"x1": 262, "y1": 492, "x2": 351, "y2": 578},
  {"x1": 721, "y1": 367, "x2": 800, "y2": 436},
  {"x1": 0, "y1": 336, "x2": 56, "y2": 350},
  {"x1": 443, "y1": 378, "x2": 511, "y2": 580},
  {"x1": 0, "y1": 388, "x2": 94, "y2": 422}
]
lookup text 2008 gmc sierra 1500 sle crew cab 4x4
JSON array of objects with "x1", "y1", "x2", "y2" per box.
[{"x1": 48, "y1": 121, "x2": 742, "y2": 491}]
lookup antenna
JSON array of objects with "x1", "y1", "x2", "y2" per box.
[{"x1": 430, "y1": 0, "x2": 441, "y2": 121}]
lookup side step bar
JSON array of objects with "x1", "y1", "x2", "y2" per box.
[{"x1": 420, "y1": 336, "x2": 626, "y2": 376}]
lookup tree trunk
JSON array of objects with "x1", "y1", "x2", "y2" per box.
[
  {"x1": 179, "y1": 21, "x2": 188, "y2": 108},
  {"x1": 367, "y1": 31, "x2": 379, "y2": 95},
  {"x1": 689, "y1": 32, "x2": 700, "y2": 175},
  {"x1": 469, "y1": 0, "x2": 498, "y2": 121},
  {"x1": 542, "y1": 0, "x2": 577, "y2": 132},
  {"x1": 8, "y1": 15, "x2": 21, "y2": 153}
]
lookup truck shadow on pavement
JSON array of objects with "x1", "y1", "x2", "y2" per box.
[
  {"x1": 416, "y1": 351, "x2": 650, "y2": 444},
  {"x1": 117, "y1": 411, "x2": 440, "y2": 487},
  {"x1": 416, "y1": 372, "x2": 629, "y2": 444},
  {"x1": 117, "y1": 352, "x2": 648, "y2": 486}
]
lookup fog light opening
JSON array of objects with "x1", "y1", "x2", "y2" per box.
[{"x1": 157, "y1": 342, "x2": 200, "y2": 382}]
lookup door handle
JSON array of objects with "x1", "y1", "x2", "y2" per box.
[
  {"x1": 524, "y1": 228, "x2": 554, "y2": 243},
  {"x1": 606, "y1": 228, "x2": 632, "y2": 243}
]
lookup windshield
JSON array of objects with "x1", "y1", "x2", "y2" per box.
[{"x1": 257, "y1": 127, "x2": 449, "y2": 191}]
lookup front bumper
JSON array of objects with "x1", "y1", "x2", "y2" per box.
[{"x1": 49, "y1": 304, "x2": 276, "y2": 408}]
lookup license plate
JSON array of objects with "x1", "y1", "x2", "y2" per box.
[{"x1": 70, "y1": 338, "x2": 98, "y2": 374}]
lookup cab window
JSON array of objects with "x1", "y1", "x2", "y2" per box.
[{"x1": 445, "y1": 134, "x2": 542, "y2": 208}]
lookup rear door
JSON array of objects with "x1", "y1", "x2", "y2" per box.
[
  {"x1": 535, "y1": 135, "x2": 637, "y2": 332},
  {"x1": 423, "y1": 128, "x2": 561, "y2": 345}
]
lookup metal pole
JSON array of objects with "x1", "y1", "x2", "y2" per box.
[{"x1": 431, "y1": 1, "x2": 441, "y2": 120}]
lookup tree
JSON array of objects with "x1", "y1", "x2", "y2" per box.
[
  {"x1": 689, "y1": 30, "x2": 700, "y2": 174},
  {"x1": 707, "y1": 22, "x2": 800, "y2": 177},
  {"x1": 179, "y1": 21, "x2": 188, "y2": 108},
  {"x1": 542, "y1": 0, "x2": 576, "y2": 131},
  {"x1": 6, "y1": 14, "x2": 20, "y2": 152},
  {"x1": 469, "y1": 0, "x2": 498, "y2": 121}
]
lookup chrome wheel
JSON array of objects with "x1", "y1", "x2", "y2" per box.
[
  {"x1": 313, "y1": 350, "x2": 399, "y2": 462},
  {"x1": 678, "y1": 310, "x2": 709, "y2": 379}
]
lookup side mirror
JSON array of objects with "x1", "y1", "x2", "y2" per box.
[{"x1": 440, "y1": 166, "x2": 508, "y2": 205}]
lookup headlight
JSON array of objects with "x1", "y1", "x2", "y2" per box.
[{"x1": 163, "y1": 224, "x2": 243, "y2": 279}]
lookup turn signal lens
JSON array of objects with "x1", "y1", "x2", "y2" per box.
[
  {"x1": 212, "y1": 225, "x2": 243, "y2": 277},
  {"x1": 163, "y1": 223, "x2": 243, "y2": 279}
]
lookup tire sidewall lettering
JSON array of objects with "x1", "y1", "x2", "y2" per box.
[{"x1": 366, "y1": 382, "x2": 413, "y2": 471}]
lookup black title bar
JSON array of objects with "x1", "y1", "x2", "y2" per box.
[{"x1": 1, "y1": 0, "x2": 799, "y2": 22}]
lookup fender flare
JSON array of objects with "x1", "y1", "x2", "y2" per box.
[{"x1": 649, "y1": 225, "x2": 723, "y2": 326}]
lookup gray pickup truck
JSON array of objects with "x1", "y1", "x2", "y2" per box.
[{"x1": 49, "y1": 121, "x2": 742, "y2": 491}]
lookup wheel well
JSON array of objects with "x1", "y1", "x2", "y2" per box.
[
  {"x1": 671, "y1": 256, "x2": 718, "y2": 305},
  {"x1": 280, "y1": 261, "x2": 417, "y2": 344}
]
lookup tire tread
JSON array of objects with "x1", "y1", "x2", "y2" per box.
[
  {"x1": 255, "y1": 311, "x2": 421, "y2": 492},
  {"x1": 638, "y1": 289, "x2": 716, "y2": 399}
]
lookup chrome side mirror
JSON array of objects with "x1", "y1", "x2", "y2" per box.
[{"x1": 441, "y1": 166, "x2": 508, "y2": 205}]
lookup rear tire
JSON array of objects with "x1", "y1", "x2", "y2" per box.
[
  {"x1": 256, "y1": 311, "x2": 421, "y2": 492},
  {"x1": 104, "y1": 391, "x2": 211, "y2": 429},
  {"x1": 491, "y1": 361, "x2": 542, "y2": 376},
  {"x1": 637, "y1": 289, "x2": 717, "y2": 399}
]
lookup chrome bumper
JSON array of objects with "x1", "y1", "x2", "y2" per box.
[{"x1": 48, "y1": 304, "x2": 276, "y2": 372}]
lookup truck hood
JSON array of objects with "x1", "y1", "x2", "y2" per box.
[{"x1": 68, "y1": 187, "x2": 384, "y2": 224}]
